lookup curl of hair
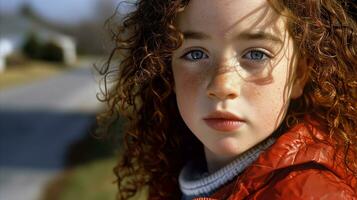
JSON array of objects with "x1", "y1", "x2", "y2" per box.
[
  {"x1": 96, "y1": 0, "x2": 199, "y2": 199},
  {"x1": 270, "y1": 0, "x2": 357, "y2": 176},
  {"x1": 96, "y1": 0, "x2": 357, "y2": 199}
]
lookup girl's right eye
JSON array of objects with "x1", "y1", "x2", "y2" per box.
[{"x1": 182, "y1": 50, "x2": 209, "y2": 61}]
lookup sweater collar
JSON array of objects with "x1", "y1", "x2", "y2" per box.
[{"x1": 178, "y1": 137, "x2": 276, "y2": 198}]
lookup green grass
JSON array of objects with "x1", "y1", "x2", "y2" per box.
[
  {"x1": 42, "y1": 157, "x2": 149, "y2": 200},
  {"x1": 0, "y1": 56, "x2": 95, "y2": 90},
  {"x1": 0, "y1": 61, "x2": 65, "y2": 90},
  {"x1": 42, "y1": 158, "x2": 118, "y2": 200}
]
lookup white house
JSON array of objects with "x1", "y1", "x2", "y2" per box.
[
  {"x1": 38, "y1": 31, "x2": 77, "y2": 65},
  {"x1": 0, "y1": 14, "x2": 77, "y2": 72},
  {"x1": 51, "y1": 35, "x2": 76, "y2": 65}
]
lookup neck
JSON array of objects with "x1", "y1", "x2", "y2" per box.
[{"x1": 204, "y1": 147, "x2": 236, "y2": 173}]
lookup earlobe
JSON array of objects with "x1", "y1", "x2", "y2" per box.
[
  {"x1": 290, "y1": 57, "x2": 312, "y2": 99},
  {"x1": 291, "y1": 79, "x2": 305, "y2": 99}
]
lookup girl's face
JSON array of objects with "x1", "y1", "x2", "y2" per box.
[{"x1": 172, "y1": 0, "x2": 304, "y2": 171}]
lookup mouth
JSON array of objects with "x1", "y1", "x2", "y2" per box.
[{"x1": 203, "y1": 111, "x2": 245, "y2": 132}]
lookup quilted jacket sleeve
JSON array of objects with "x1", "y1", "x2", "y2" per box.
[{"x1": 251, "y1": 168, "x2": 357, "y2": 200}]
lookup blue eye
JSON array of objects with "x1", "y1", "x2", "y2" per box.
[
  {"x1": 183, "y1": 50, "x2": 208, "y2": 61},
  {"x1": 243, "y1": 50, "x2": 269, "y2": 61}
]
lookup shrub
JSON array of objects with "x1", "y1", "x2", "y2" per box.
[
  {"x1": 22, "y1": 33, "x2": 42, "y2": 59},
  {"x1": 22, "y1": 33, "x2": 65, "y2": 63},
  {"x1": 42, "y1": 42, "x2": 64, "y2": 62},
  {"x1": 5, "y1": 53, "x2": 28, "y2": 67}
]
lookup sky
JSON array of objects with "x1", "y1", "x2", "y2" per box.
[{"x1": 0, "y1": 0, "x2": 114, "y2": 24}]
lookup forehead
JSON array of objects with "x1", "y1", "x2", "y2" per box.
[{"x1": 177, "y1": 0, "x2": 285, "y2": 39}]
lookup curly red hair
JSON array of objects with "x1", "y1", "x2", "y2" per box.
[{"x1": 96, "y1": 0, "x2": 357, "y2": 199}]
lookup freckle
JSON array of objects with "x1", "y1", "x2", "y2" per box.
[
  {"x1": 251, "y1": 87, "x2": 262, "y2": 97},
  {"x1": 198, "y1": 71, "x2": 207, "y2": 83}
]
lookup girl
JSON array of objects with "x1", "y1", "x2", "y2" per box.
[{"x1": 97, "y1": 0, "x2": 357, "y2": 199}]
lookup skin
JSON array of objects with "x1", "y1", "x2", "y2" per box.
[{"x1": 171, "y1": 0, "x2": 305, "y2": 173}]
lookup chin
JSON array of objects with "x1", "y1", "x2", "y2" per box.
[{"x1": 213, "y1": 138, "x2": 245, "y2": 157}]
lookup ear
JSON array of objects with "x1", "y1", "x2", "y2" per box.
[{"x1": 290, "y1": 57, "x2": 312, "y2": 99}]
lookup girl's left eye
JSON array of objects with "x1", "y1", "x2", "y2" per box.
[
  {"x1": 182, "y1": 50, "x2": 208, "y2": 61},
  {"x1": 242, "y1": 50, "x2": 270, "y2": 61}
]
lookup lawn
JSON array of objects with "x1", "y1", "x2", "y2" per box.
[
  {"x1": 42, "y1": 158, "x2": 118, "y2": 200},
  {"x1": 0, "y1": 56, "x2": 94, "y2": 90},
  {"x1": 0, "y1": 61, "x2": 66, "y2": 90},
  {"x1": 41, "y1": 157, "x2": 148, "y2": 200}
]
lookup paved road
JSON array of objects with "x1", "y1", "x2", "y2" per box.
[
  {"x1": 0, "y1": 60, "x2": 105, "y2": 200},
  {"x1": 0, "y1": 61, "x2": 103, "y2": 112}
]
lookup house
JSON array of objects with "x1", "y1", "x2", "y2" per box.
[{"x1": 0, "y1": 13, "x2": 77, "y2": 72}]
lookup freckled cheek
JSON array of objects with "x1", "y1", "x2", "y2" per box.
[
  {"x1": 173, "y1": 65, "x2": 207, "y2": 113},
  {"x1": 241, "y1": 83, "x2": 287, "y2": 127},
  {"x1": 175, "y1": 70, "x2": 198, "y2": 94}
]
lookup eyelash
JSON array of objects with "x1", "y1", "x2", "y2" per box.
[
  {"x1": 181, "y1": 49, "x2": 272, "y2": 62},
  {"x1": 242, "y1": 49, "x2": 272, "y2": 62},
  {"x1": 181, "y1": 49, "x2": 209, "y2": 61}
]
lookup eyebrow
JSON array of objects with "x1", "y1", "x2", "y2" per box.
[
  {"x1": 238, "y1": 31, "x2": 283, "y2": 43},
  {"x1": 182, "y1": 30, "x2": 283, "y2": 43},
  {"x1": 183, "y1": 31, "x2": 210, "y2": 40}
]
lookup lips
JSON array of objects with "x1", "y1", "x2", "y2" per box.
[{"x1": 203, "y1": 111, "x2": 245, "y2": 132}]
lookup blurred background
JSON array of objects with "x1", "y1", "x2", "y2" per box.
[
  {"x1": 2, "y1": 1, "x2": 353, "y2": 200},
  {"x1": 0, "y1": 0, "x2": 133, "y2": 199}
]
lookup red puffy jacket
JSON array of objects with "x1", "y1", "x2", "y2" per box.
[{"x1": 195, "y1": 119, "x2": 357, "y2": 200}]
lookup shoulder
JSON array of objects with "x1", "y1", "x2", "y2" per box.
[
  {"x1": 251, "y1": 164, "x2": 357, "y2": 200},
  {"x1": 225, "y1": 119, "x2": 357, "y2": 199}
]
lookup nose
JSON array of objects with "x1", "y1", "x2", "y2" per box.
[{"x1": 206, "y1": 70, "x2": 240, "y2": 100}]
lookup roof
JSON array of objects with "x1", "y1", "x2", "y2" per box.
[{"x1": 0, "y1": 14, "x2": 75, "y2": 45}]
